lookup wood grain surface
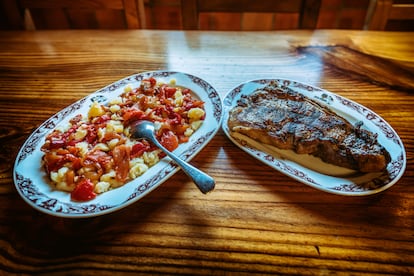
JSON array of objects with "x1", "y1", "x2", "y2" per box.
[{"x1": 0, "y1": 30, "x2": 413, "y2": 275}]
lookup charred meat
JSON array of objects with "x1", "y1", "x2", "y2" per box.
[{"x1": 228, "y1": 82, "x2": 390, "y2": 172}]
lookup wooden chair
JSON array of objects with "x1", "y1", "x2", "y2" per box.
[
  {"x1": 180, "y1": 0, "x2": 322, "y2": 30},
  {"x1": 6, "y1": 0, "x2": 146, "y2": 30},
  {"x1": 366, "y1": 0, "x2": 414, "y2": 30}
]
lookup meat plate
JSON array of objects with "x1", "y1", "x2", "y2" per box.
[
  {"x1": 13, "y1": 71, "x2": 222, "y2": 218},
  {"x1": 222, "y1": 79, "x2": 406, "y2": 196}
]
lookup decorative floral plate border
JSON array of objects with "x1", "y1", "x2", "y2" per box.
[
  {"x1": 222, "y1": 79, "x2": 406, "y2": 196},
  {"x1": 13, "y1": 71, "x2": 223, "y2": 217}
]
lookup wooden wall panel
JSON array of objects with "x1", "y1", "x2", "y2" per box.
[
  {"x1": 29, "y1": 9, "x2": 70, "y2": 29},
  {"x1": 317, "y1": 0, "x2": 371, "y2": 28},
  {"x1": 1, "y1": 0, "x2": 143, "y2": 30},
  {"x1": 199, "y1": 13, "x2": 241, "y2": 30},
  {"x1": 144, "y1": 0, "x2": 182, "y2": 29},
  {"x1": 242, "y1": 13, "x2": 274, "y2": 30},
  {"x1": 0, "y1": 0, "x2": 388, "y2": 30},
  {"x1": 274, "y1": 13, "x2": 300, "y2": 29},
  {"x1": 144, "y1": 0, "x2": 372, "y2": 30}
]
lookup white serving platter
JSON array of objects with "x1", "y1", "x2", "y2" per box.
[
  {"x1": 222, "y1": 79, "x2": 406, "y2": 196},
  {"x1": 14, "y1": 71, "x2": 223, "y2": 218}
]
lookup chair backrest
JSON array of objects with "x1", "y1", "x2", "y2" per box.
[
  {"x1": 181, "y1": 0, "x2": 322, "y2": 30},
  {"x1": 14, "y1": 0, "x2": 146, "y2": 30},
  {"x1": 366, "y1": 0, "x2": 414, "y2": 30}
]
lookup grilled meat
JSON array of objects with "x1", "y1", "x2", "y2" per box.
[{"x1": 228, "y1": 82, "x2": 390, "y2": 172}]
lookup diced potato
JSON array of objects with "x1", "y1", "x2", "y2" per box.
[
  {"x1": 94, "y1": 143, "x2": 110, "y2": 152},
  {"x1": 100, "y1": 170, "x2": 115, "y2": 182},
  {"x1": 153, "y1": 121, "x2": 162, "y2": 131},
  {"x1": 75, "y1": 141, "x2": 89, "y2": 156},
  {"x1": 50, "y1": 167, "x2": 75, "y2": 192},
  {"x1": 95, "y1": 181, "x2": 111, "y2": 194},
  {"x1": 56, "y1": 181, "x2": 75, "y2": 192},
  {"x1": 184, "y1": 128, "x2": 194, "y2": 137},
  {"x1": 191, "y1": 120, "x2": 203, "y2": 131},
  {"x1": 106, "y1": 120, "x2": 124, "y2": 133},
  {"x1": 188, "y1": 107, "x2": 205, "y2": 122},
  {"x1": 51, "y1": 171, "x2": 60, "y2": 183},
  {"x1": 97, "y1": 127, "x2": 106, "y2": 141},
  {"x1": 74, "y1": 126, "x2": 88, "y2": 140},
  {"x1": 56, "y1": 124, "x2": 71, "y2": 133},
  {"x1": 100, "y1": 170, "x2": 123, "y2": 188},
  {"x1": 88, "y1": 102, "x2": 105, "y2": 118},
  {"x1": 123, "y1": 85, "x2": 132, "y2": 93},
  {"x1": 129, "y1": 163, "x2": 148, "y2": 179},
  {"x1": 130, "y1": 157, "x2": 144, "y2": 167},
  {"x1": 50, "y1": 167, "x2": 67, "y2": 183},
  {"x1": 109, "y1": 104, "x2": 121, "y2": 113},
  {"x1": 174, "y1": 90, "x2": 184, "y2": 106},
  {"x1": 111, "y1": 113, "x2": 122, "y2": 121},
  {"x1": 109, "y1": 96, "x2": 123, "y2": 105},
  {"x1": 107, "y1": 138, "x2": 119, "y2": 149},
  {"x1": 143, "y1": 150, "x2": 160, "y2": 167}
]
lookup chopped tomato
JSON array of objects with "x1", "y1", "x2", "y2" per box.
[
  {"x1": 83, "y1": 150, "x2": 112, "y2": 172},
  {"x1": 161, "y1": 97, "x2": 173, "y2": 107},
  {"x1": 160, "y1": 84, "x2": 177, "y2": 99},
  {"x1": 43, "y1": 152, "x2": 62, "y2": 173},
  {"x1": 142, "y1": 79, "x2": 156, "y2": 94},
  {"x1": 69, "y1": 114, "x2": 83, "y2": 125},
  {"x1": 112, "y1": 145, "x2": 130, "y2": 182},
  {"x1": 148, "y1": 77, "x2": 156, "y2": 87},
  {"x1": 43, "y1": 152, "x2": 81, "y2": 173},
  {"x1": 123, "y1": 108, "x2": 146, "y2": 124},
  {"x1": 93, "y1": 114, "x2": 111, "y2": 124},
  {"x1": 131, "y1": 141, "x2": 150, "y2": 157},
  {"x1": 160, "y1": 130, "x2": 179, "y2": 152},
  {"x1": 47, "y1": 138, "x2": 66, "y2": 150},
  {"x1": 153, "y1": 106, "x2": 168, "y2": 117},
  {"x1": 157, "y1": 121, "x2": 171, "y2": 133},
  {"x1": 173, "y1": 124, "x2": 188, "y2": 136},
  {"x1": 85, "y1": 125, "x2": 97, "y2": 144},
  {"x1": 184, "y1": 100, "x2": 204, "y2": 111},
  {"x1": 93, "y1": 114, "x2": 111, "y2": 128},
  {"x1": 71, "y1": 178, "x2": 96, "y2": 202},
  {"x1": 67, "y1": 154, "x2": 82, "y2": 171},
  {"x1": 165, "y1": 87, "x2": 177, "y2": 98},
  {"x1": 67, "y1": 146, "x2": 79, "y2": 155},
  {"x1": 139, "y1": 95, "x2": 149, "y2": 110},
  {"x1": 168, "y1": 112, "x2": 182, "y2": 125},
  {"x1": 178, "y1": 135, "x2": 189, "y2": 143},
  {"x1": 101, "y1": 131, "x2": 122, "y2": 143}
]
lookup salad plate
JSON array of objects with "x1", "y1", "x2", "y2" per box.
[
  {"x1": 222, "y1": 79, "x2": 406, "y2": 196},
  {"x1": 14, "y1": 71, "x2": 222, "y2": 218}
]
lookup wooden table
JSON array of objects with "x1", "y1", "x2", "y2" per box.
[{"x1": 0, "y1": 30, "x2": 413, "y2": 275}]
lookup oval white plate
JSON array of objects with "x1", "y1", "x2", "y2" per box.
[
  {"x1": 14, "y1": 71, "x2": 223, "y2": 218},
  {"x1": 222, "y1": 79, "x2": 406, "y2": 196}
]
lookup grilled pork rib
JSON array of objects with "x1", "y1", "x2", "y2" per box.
[{"x1": 228, "y1": 82, "x2": 390, "y2": 172}]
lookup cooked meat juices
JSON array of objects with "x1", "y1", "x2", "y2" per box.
[{"x1": 228, "y1": 82, "x2": 390, "y2": 172}]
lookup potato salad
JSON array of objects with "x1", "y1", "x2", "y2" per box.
[{"x1": 41, "y1": 77, "x2": 205, "y2": 201}]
